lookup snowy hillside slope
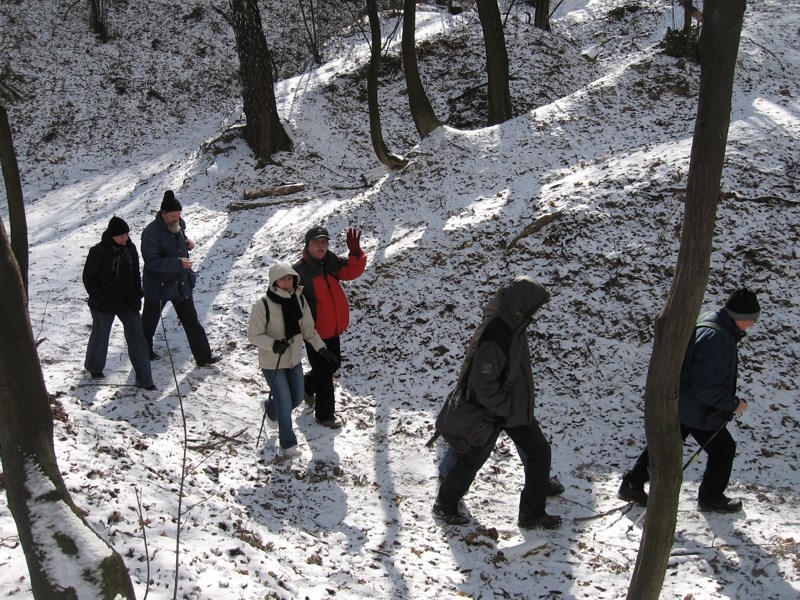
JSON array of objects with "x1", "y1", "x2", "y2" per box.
[{"x1": 1, "y1": 0, "x2": 799, "y2": 598}]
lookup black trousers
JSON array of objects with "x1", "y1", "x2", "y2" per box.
[
  {"x1": 142, "y1": 298, "x2": 212, "y2": 363},
  {"x1": 625, "y1": 423, "x2": 736, "y2": 502},
  {"x1": 304, "y1": 335, "x2": 341, "y2": 421},
  {"x1": 437, "y1": 419, "x2": 552, "y2": 516}
]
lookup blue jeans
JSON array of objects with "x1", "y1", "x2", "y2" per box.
[
  {"x1": 85, "y1": 307, "x2": 154, "y2": 388},
  {"x1": 262, "y1": 363, "x2": 304, "y2": 449}
]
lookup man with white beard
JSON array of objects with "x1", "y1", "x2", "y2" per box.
[{"x1": 140, "y1": 190, "x2": 219, "y2": 367}]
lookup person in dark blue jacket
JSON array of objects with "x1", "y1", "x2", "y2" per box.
[
  {"x1": 140, "y1": 190, "x2": 219, "y2": 367},
  {"x1": 618, "y1": 288, "x2": 761, "y2": 513},
  {"x1": 83, "y1": 216, "x2": 154, "y2": 389}
]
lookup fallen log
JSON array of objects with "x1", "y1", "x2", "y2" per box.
[{"x1": 243, "y1": 182, "x2": 305, "y2": 200}]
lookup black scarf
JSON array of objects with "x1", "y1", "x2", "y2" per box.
[{"x1": 267, "y1": 288, "x2": 302, "y2": 340}]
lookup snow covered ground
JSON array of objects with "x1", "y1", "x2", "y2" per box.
[{"x1": 1, "y1": 0, "x2": 799, "y2": 598}]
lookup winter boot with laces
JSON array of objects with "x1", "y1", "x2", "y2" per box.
[
  {"x1": 432, "y1": 501, "x2": 469, "y2": 525},
  {"x1": 546, "y1": 477, "x2": 565, "y2": 496},
  {"x1": 698, "y1": 495, "x2": 743, "y2": 513},
  {"x1": 518, "y1": 510, "x2": 562, "y2": 530},
  {"x1": 618, "y1": 477, "x2": 648, "y2": 507}
]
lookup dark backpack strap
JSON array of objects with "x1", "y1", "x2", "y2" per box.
[{"x1": 261, "y1": 297, "x2": 270, "y2": 326}]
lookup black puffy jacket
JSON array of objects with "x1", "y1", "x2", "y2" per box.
[{"x1": 82, "y1": 232, "x2": 143, "y2": 314}]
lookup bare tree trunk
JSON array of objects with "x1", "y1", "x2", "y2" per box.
[
  {"x1": 475, "y1": 0, "x2": 512, "y2": 125},
  {"x1": 0, "y1": 220, "x2": 135, "y2": 599},
  {"x1": 229, "y1": 0, "x2": 293, "y2": 163},
  {"x1": 366, "y1": 0, "x2": 407, "y2": 169},
  {"x1": 402, "y1": 0, "x2": 441, "y2": 138},
  {"x1": 533, "y1": 0, "x2": 551, "y2": 31},
  {"x1": 0, "y1": 105, "x2": 28, "y2": 296},
  {"x1": 627, "y1": 1, "x2": 746, "y2": 598}
]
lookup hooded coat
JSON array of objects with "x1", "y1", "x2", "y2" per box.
[
  {"x1": 140, "y1": 213, "x2": 196, "y2": 302},
  {"x1": 468, "y1": 276, "x2": 550, "y2": 427},
  {"x1": 679, "y1": 308, "x2": 744, "y2": 431},
  {"x1": 436, "y1": 276, "x2": 550, "y2": 452},
  {"x1": 247, "y1": 263, "x2": 327, "y2": 370},
  {"x1": 82, "y1": 230, "x2": 143, "y2": 314}
]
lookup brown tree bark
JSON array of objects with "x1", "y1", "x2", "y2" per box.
[
  {"x1": 366, "y1": 0, "x2": 407, "y2": 169},
  {"x1": 402, "y1": 0, "x2": 441, "y2": 138},
  {"x1": 229, "y1": 0, "x2": 293, "y2": 163},
  {"x1": 533, "y1": 0, "x2": 551, "y2": 31},
  {"x1": 0, "y1": 220, "x2": 135, "y2": 599},
  {"x1": 0, "y1": 105, "x2": 28, "y2": 295},
  {"x1": 627, "y1": 1, "x2": 747, "y2": 598},
  {"x1": 476, "y1": 0, "x2": 512, "y2": 125}
]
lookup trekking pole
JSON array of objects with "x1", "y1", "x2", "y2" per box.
[
  {"x1": 681, "y1": 419, "x2": 728, "y2": 471},
  {"x1": 255, "y1": 352, "x2": 284, "y2": 450},
  {"x1": 628, "y1": 418, "x2": 731, "y2": 531}
]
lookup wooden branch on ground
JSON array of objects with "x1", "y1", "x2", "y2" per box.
[
  {"x1": 243, "y1": 182, "x2": 305, "y2": 200},
  {"x1": 230, "y1": 183, "x2": 310, "y2": 211},
  {"x1": 506, "y1": 210, "x2": 564, "y2": 250}
]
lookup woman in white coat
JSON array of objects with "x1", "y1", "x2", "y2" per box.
[{"x1": 248, "y1": 263, "x2": 337, "y2": 454}]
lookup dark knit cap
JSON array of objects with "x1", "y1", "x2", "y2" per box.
[
  {"x1": 106, "y1": 216, "x2": 130, "y2": 237},
  {"x1": 304, "y1": 226, "x2": 329, "y2": 246},
  {"x1": 161, "y1": 190, "x2": 182, "y2": 213},
  {"x1": 724, "y1": 288, "x2": 761, "y2": 321}
]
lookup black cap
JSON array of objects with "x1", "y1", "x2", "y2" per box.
[
  {"x1": 106, "y1": 216, "x2": 130, "y2": 237},
  {"x1": 304, "y1": 226, "x2": 329, "y2": 245},
  {"x1": 161, "y1": 190, "x2": 182, "y2": 213},
  {"x1": 724, "y1": 288, "x2": 761, "y2": 321}
]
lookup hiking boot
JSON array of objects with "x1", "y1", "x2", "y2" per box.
[
  {"x1": 280, "y1": 445, "x2": 300, "y2": 457},
  {"x1": 546, "y1": 477, "x2": 565, "y2": 496},
  {"x1": 316, "y1": 414, "x2": 345, "y2": 429},
  {"x1": 698, "y1": 495, "x2": 743, "y2": 513},
  {"x1": 618, "y1": 479, "x2": 648, "y2": 507},
  {"x1": 304, "y1": 392, "x2": 316, "y2": 408},
  {"x1": 518, "y1": 511, "x2": 562, "y2": 530},
  {"x1": 90, "y1": 372, "x2": 105, "y2": 379},
  {"x1": 433, "y1": 502, "x2": 469, "y2": 525},
  {"x1": 197, "y1": 355, "x2": 221, "y2": 367}
]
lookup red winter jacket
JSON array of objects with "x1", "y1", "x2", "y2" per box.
[{"x1": 292, "y1": 249, "x2": 366, "y2": 339}]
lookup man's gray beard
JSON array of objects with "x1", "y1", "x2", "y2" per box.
[{"x1": 167, "y1": 221, "x2": 181, "y2": 234}]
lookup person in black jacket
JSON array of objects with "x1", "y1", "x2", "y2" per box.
[
  {"x1": 83, "y1": 216, "x2": 155, "y2": 390},
  {"x1": 618, "y1": 288, "x2": 760, "y2": 513},
  {"x1": 433, "y1": 276, "x2": 562, "y2": 530}
]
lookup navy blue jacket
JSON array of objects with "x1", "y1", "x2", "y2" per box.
[
  {"x1": 140, "y1": 213, "x2": 196, "y2": 302},
  {"x1": 83, "y1": 232, "x2": 143, "y2": 314},
  {"x1": 679, "y1": 308, "x2": 744, "y2": 431}
]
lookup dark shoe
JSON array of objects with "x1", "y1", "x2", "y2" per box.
[
  {"x1": 90, "y1": 372, "x2": 105, "y2": 379},
  {"x1": 316, "y1": 414, "x2": 345, "y2": 429},
  {"x1": 546, "y1": 477, "x2": 565, "y2": 496},
  {"x1": 698, "y1": 495, "x2": 743, "y2": 513},
  {"x1": 197, "y1": 355, "x2": 221, "y2": 367},
  {"x1": 433, "y1": 502, "x2": 469, "y2": 525},
  {"x1": 141, "y1": 384, "x2": 157, "y2": 391},
  {"x1": 149, "y1": 351, "x2": 159, "y2": 361},
  {"x1": 618, "y1": 479, "x2": 648, "y2": 507},
  {"x1": 518, "y1": 511, "x2": 562, "y2": 530}
]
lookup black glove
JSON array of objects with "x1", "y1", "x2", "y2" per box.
[
  {"x1": 272, "y1": 339, "x2": 290, "y2": 355},
  {"x1": 319, "y1": 347, "x2": 340, "y2": 367}
]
